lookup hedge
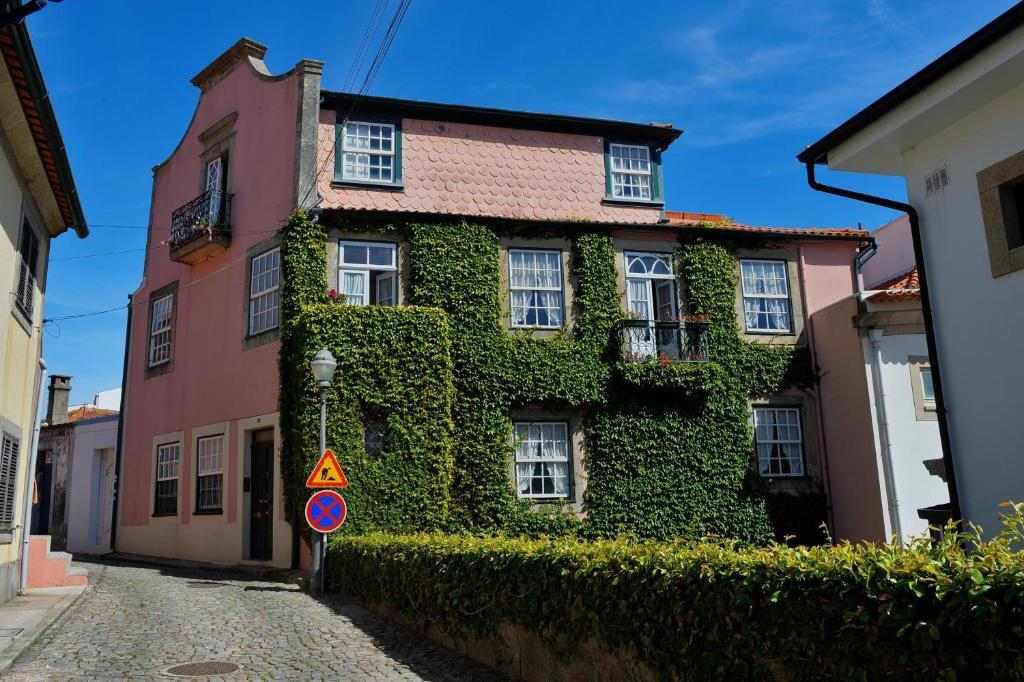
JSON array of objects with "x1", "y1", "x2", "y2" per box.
[{"x1": 328, "y1": 509, "x2": 1024, "y2": 680}]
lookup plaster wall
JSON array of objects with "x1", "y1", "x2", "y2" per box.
[
  {"x1": 317, "y1": 112, "x2": 665, "y2": 224},
  {"x1": 118, "y1": 55, "x2": 304, "y2": 568},
  {"x1": 860, "y1": 215, "x2": 915, "y2": 288},
  {"x1": 899, "y1": 80, "x2": 1024, "y2": 536},
  {"x1": 65, "y1": 416, "x2": 118, "y2": 554}
]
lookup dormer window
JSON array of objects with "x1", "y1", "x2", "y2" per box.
[
  {"x1": 336, "y1": 120, "x2": 402, "y2": 187},
  {"x1": 605, "y1": 142, "x2": 662, "y2": 204}
]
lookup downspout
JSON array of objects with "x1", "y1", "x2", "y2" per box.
[
  {"x1": 854, "y1": 239, "x2": 879, "y2": 294},
  {"x1": 867, "y1": 329, "x2": 903, "y2": 543},
  {"x1": 19, "y1": 358, "x2": 46, "y2": 592},
  {"x1": 796, "y1": 246, "x2": 835, "y2": 532},
  {"x1": 109, "y1": 294, "x2": 132, "y2": 552},
  {"x1": 804, "y1": 161, "x2": 961, "y2": 525}
]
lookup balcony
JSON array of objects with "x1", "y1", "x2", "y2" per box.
[
  {"x1": 617, "y1": 319, "x2": 710, "y2": 364},
  {"x1": 168, "y1": 190, "x2": 232, "y2": 264}
]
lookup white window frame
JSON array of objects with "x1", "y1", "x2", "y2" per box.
[
  {"x1": 154, "y1": 442, "x2": 180, "y2": 515},
  {"x1": 148, "y1": 294, "x2": 174, "y2": 368},
  {"x1": 512, "y1": 421, "x2": 572, "y2": 500},
  {"x1": 196, "y1": 435, "x2": 224, "y2": 512},
  {"x1": 340, "y1": 121, "x2": 397, "y2": 184},
  {"x1": 753, "y1": 407, "x2": 805, "y2": 478},
  {"x1": 609, "y1": 143, "x2": 653, "y2": 201},
  {"x1": 338, "y1": 240, "x2": 398, "y2": 306},
  {"x1": 740, "y1": 259, "x2": 793, "y2": 333},
  {"x1": 0, "y1": 432, "x2": 20, "y2": 529},
  {"x1": 249, "y1": 247, "x2": 281, "y2": 335},
  {"x1": 508, "y1": 249, "x2": 564, "y2": 329}
]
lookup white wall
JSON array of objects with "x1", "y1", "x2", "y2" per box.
[
  {"x1": 901, "y1": 80, "x2": 1024, "y2": 537},
  {"x1": 65, "y1": 416, "x2": 118, "y2": 554},
  {"x1": 862, "y1": 332, "x2": 948, "y2": 541}
]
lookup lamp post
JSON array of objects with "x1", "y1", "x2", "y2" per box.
[{"x1": 309, "y1": 348, "x2": 337, "y2": 593}]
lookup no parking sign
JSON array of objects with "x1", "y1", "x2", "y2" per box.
[{"x1": 305, "y1": 490, "x2": 348, "y2": 533}]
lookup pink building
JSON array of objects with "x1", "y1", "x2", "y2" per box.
[{"x1": 116, "y1": 38, "x2": 872, "y2": 568}]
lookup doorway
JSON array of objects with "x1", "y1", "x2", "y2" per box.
[
  {"x1": 31, "y1": 450, "x2": 52, "y2": 535},
  {"x1": 624, "y1": 252, "x2": 679, "y2": 359},
  {"x1": 89, "y1": 448, "x2": 115, "y2": 551},
  {"x1": 248, "y1": 430, "x2": 274, "y2": 561}
]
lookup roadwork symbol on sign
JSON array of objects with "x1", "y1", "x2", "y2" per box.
[
  {"x1": 305, "y1": 490, "x2": 348, "y2": 533},
  {"x1": 305, "y1": 449, "x2": 349, "y2": 489}
]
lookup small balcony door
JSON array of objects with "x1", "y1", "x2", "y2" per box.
[
  {"x1": 205, "y1": 157, "x2": 224, "y2": 224},
  {"x1": 625, "y1": 252, "x2": 678, "y2": 359}
]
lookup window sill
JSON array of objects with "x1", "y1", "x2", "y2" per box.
[
  {"x1": 243, "y1": 326, "x2": 280, "y2": 350},
  {"x1": 151, "y1": 511, "x2": 178, "y2": 518},
  {"x1": 331, "y1": 179, "x2": 404, "y2": 192},
  {"x1": 602, "y1": 197, "x2": 664, "y2": 208},
  {"x1": 0, "y1": 531, "x2": 13, "y2": 544},
  {"x1": 10, "y1": 305, "x2": 32, "y2": 336},
  {"x1": 144, "y1": 361, "x2": 174, "y2": 380},
  {"x1": 193, "y1": 509, "x2": 223, "y2": 516}
]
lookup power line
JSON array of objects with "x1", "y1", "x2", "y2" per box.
[{"x1": 50, "y1": 226, "x2": 289, "y2": 261}]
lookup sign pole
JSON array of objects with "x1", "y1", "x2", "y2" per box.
[{"x1": 315, "y1": 387, "x2": 328, "y2": 593}]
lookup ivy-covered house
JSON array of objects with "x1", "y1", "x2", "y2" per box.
[{"x1": 115, "y1": 38, "x2": 869, "y2": 569}]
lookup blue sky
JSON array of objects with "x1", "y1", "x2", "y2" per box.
[{"x1": 29, "y1": 0, "x2": 1014, "y2": 404}]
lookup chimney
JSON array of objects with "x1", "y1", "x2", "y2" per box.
[{"x1": 46, "y1": 375, "x2": 72, "y2": 425}]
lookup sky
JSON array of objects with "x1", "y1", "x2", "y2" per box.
[{"x1": 26, "y1": 0, "x2": 1016, "y2": 404}]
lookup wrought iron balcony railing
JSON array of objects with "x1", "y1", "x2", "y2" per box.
[
  {"x1": 169, "y1": 190, "x2": 232, "y2": 263},
  {"x1": 617, "y1": 319, "x2": 710, "y2": 363}
]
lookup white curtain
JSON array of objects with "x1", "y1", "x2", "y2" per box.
[{"x1": 341, "y1": 271, "x2": 366, "y2": 305}]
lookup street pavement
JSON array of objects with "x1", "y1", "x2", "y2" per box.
[{"x1": 4, "y1": 560, "x2": 504, "y2": 681}]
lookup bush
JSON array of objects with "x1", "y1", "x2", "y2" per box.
[{"x1": 328, "y1": 506, "x2": 1024, "y2": 680}]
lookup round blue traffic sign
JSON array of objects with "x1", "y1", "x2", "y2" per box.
[{"x1": 305, "y1": 490, "x2": 347, "y2": 533}]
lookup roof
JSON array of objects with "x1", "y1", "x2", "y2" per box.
[
  {"x1": 66, "y1": 406, "x2": 118, "y2": 423},
  {"x1": 867, "y1": 266, "x2": 921, "y2": 302},
  {"x1": 663, "y1": 211, "x2": 869, "y2": 241},
  {"x1": 0, "y1": 5, "x2": 86, "y2": 236},
  {"x1": 321, "y1": 91, "x2": 683, "y2": 150},
  {"x1": 798, "y1": 2, "x2": 1024, "y2": 165}
]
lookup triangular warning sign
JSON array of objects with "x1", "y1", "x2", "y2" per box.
[{"x1": 305, "y1": 449, "x2": 349, "y2": 488}]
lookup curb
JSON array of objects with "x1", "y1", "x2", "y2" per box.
[
  {"x1": 0, "y1": 586, "x2": 87, "y2": 676},
  {"x1": 83, "y1": 552, "x2": 310, "y2": 590}
]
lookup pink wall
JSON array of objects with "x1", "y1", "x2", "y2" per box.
[
  {"x1": 120, "y1": 58, "x2": 300, "y2": 529},
  {"x1": 316, "y1": 112, "x2": 663, "y2": 224},
  {"x1": 860, "y1": 214, "x2": 914, "y2": 288}
]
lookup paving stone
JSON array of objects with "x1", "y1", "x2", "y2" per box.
[{"x1": 5, "y1": 561, "x2": 504, "y2": 681}]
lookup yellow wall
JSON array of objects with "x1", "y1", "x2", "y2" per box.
[{"x1": 0, "y1": 124, "x2": 48, "y2": 586}]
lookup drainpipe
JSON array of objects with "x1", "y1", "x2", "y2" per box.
[
  {"x1": 19, "y1": 358, "x2": 47, "y2": 592},
  {"x1": 109, "y1": 294, "x2": 133, "y2": 552},
  {"x1": 867, "y1": 329, "x2": 903, "y2": 544},
  {"x1": 803, "y1": 161, "x2": 961, "y2": 525},
  {"x1": 854, "y1": 239, "x2": 879, "y2": 294}
]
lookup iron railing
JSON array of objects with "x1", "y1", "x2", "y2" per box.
[
  {"x1": 169, "y1": 189, "x2": 232, "y2": 247},
  {"x1": 617, "y1": 319, "x2": 710, "y2": 363}
]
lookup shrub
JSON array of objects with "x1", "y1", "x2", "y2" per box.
[{"x1": 328, "y1": 506, "x2": 1024, "y2": 680}]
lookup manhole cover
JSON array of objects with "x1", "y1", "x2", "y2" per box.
[
  {"x1": 187, "y1": 581, "x2": 228, "y2": 589},
  {"x1": 166, "y1": 661, "x2": 240, "y2": 676}
]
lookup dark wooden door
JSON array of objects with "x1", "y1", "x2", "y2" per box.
[{"x1": 249, "y1": 441, "x2": 274, "y2": 561}]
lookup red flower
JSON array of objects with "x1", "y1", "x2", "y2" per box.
[{"x1": 328, "y1": 289, "x2": 338, "y2": 299}]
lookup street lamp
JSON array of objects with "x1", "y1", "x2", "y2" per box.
[{"x1": 310, "y1": 348, "x2": 336, "y2": 593}]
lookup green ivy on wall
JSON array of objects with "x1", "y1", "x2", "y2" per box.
[{"x1": 279, "y1": 212, "x2": 819, "y2": 542}]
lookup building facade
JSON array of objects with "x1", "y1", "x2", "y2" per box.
[
  {"x1": 0, "y1": 12, "x2": 87, "y2": 603},
  {"x1": 800, "y1": 4, "x2": 1024, "y2": 537},
  {"x1": 118, "y1": 38, "x2": 868, "y2": 568}
]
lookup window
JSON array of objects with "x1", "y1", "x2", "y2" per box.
[
  {"x1": 196, "y1": 435, "x2": 224, "y2": 512},
  {"x1": 15, "y1": 221, "x2": 40, "y2": 317},
  {"x1": 0, "y1": 432, "x2": 19, "y2": 530},
  {"x1": 741, "y1": 260, "x2": 792, "y2": 333},
  {"x1": 249, "y1": 248, "x2": 281, "y2": 335},
  {"x1": 609, "y1": 144, "x2": 653, "y2": 201},
  {"x1": 364, "y1": 424, "x2": 383, "y2": 456},
  {"x1": 513, "y1": 422, "x2": 571, "y2": 499},
  {"x1": 753, "y1": 407, "x2": 804, "y2": 477},
  {"x1": 148, "y1": 294, "x2": 174, "y2": 367},
  {"x1": 338, "y1": 241, "x2": 397, "y2": 306},
  {"x1": 909, "y1": 357, "x2": 938, "y2": 421},
  {"x1": 154, "y1": 443, "x2": 179, "y2": 515},
  {"x1": 1002, "y1": 181, "x2": 1024, "y2": 251},
  {"x1": 339, "y1": 121, "x2": 397, "y2": 184},
  {"x1": 920, "y1": 369, "x2": 935, "y2": 402},
  {"x1": 624, "y1": 252, "x2": 678, "y2": 359},
  {"x1": 977, "y1": 151, "x2": 1024, "y2": 277},
  {"x1": 508, "y1": 249, "x2": 563, "y2": 328}
]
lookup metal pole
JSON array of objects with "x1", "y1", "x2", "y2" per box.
[{"x1": 312, "y1": 387, "x2": 328, "y2": 593}]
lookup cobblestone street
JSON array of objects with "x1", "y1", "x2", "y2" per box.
[{"x1": 5, "y1": 561, "x2": 504, "y2": 681}]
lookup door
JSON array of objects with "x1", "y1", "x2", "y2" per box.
[
  {"x1": 249, "y1": 439, "x2": 274, "y2": 561},
  {"x1": 654, "y1": 280, "x2": 680, "y2": 359},
  {"x1": 626, "y1": 278, "x2": 656, "y2": 358},
  {"x1": 205, "y1": 157, "x2": 223, "y2": 223},
  {"x1": 32, "y1": 451, "x2": 52, "y2": 535},
  {"x1": 91, "y1": 449, "x2": 115, "y2": 550}
]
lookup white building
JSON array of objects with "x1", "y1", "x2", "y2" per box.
[{"x1": 800, "y1": 3, "x2": 1024, "y2": 537}]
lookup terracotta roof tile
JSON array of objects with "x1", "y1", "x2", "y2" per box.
[
  {"x1": 868, "y1": 266, "x2": 921, "y2": 302},
  {"x1": 66, "y1": 406, "x2": 118, "y2": 423},
  {"x1": 663, "y1": 211, "x2": 868, "y2": 239}
]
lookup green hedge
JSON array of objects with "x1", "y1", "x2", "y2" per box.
[{"x1": 329, "y1": 515, "x2": 1024, "y2": 680}]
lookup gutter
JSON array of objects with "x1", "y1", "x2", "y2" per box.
[
  {"x1": 109, "y1": 294, "x2": 132, "y2": 552},
  {"x1": 803, "y1": 161, "x2": 962, "y2": 526}
]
